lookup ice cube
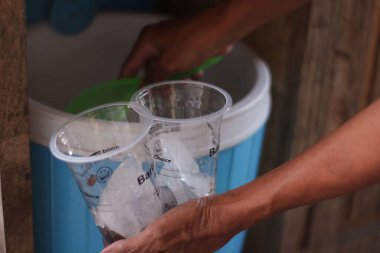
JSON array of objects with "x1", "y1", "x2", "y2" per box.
[
  {"x1": 153, "y1": 134, "x2": 214, "y2": 204},
  {"x1": 182, "y1": 173, "x2": 214, "y2": 198},
  {"x1": 96, "y1": 157, "x2": 163, "y2": 238},
  {"x1": 158, "y1": 135, "x2": 199, "y2": 174},
  {"x1": 158, "y1": 186, "x2": 177, "y2": 212},
  {"x1": 159, "y1": 172, "x2": 213, "y2": 206},
  {"x1": 159, "y1": 174, "x2": 190, "y2": 205}
]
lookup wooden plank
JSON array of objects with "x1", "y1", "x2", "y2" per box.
[
  {"x1": 244, "y1": 3, "x2": 312, "y2": 173},
  {"x1": 242, "y1": 4, "x2": 312, "y2": 253},
  {"x1": 0, "y1": 0, "x2": 34, "y2": 252},
  {"x1": 279, "y1": 0, "x2": 380, "y2": 252},
  {"x1": 369, "y1": 40, "x2": 380, "y2": 99},
  {"x1": 338, "y1": 6, "x2": 380, "y2": 252},
  {"x1": 243, "y1": 0, "x2": 380, "y2": 252}
]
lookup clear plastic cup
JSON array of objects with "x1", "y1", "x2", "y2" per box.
[
  {"x1": 132, "y1": 81, "x2": 232, "y2": 211},
  {"x1": 49, "y1": 102, "x2": 162, "y2": 245}
]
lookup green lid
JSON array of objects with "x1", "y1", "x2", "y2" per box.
[{"x1": 65, "y1": 56, "x2": 223, "y2": 114}]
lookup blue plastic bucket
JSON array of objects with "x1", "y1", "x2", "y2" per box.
[{"x1": 28, "y1": 13, "x2": 271, "y2": 253}]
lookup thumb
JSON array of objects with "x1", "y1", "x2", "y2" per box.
[
  {"x1": 100, "y1": 228, "x2": 154, "y2": 253},
  {"x1": 101, "y1": 239, "x2": 126, "y2": 253},
  {"x1": 101, "y1": 237, "x2": 141, "y2": 253}
]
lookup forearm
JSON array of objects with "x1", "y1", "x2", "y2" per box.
[
  {"x1": 220, "y1": 99, "x2": 380, "y2": 232},
  {"x1": 196, "y1": 0, "x2": 310, "y2": 49}
]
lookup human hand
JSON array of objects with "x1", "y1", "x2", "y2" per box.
[
  {"x1": 120, "y1": 10, "x2": 234, "y2": 84},
  {"x1": 120, "y1": 0, "x2": 312, "y2": 84},
  {"x1": 100, "y1": 195, "x2": 240, "y2": 253}
]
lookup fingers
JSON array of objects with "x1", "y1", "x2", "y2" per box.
[
  {"x1": 100, "y1": 227, "x2": 162, "y2": 253},
  {"x1": 191, "y1": 71, "x2": 204, "y2": 80},
  {"x1": 120, "y1": 45, "x2": 156, "y2": 78},
  {"x1": 120, "y1": 24, "x2": 233, "y2": 84},
  {"x1": 144, "y1": 51, "x2": 208, "y2": 84},
  {"x1": 120, "y1": 28, "x2": 159, "y2": 78},
  {"x1": 101, "y1": 236, "x2": 144, "y2": 253},
  {"x1": 99, "y1": 196, "x2": 233, "y2": 253},
  {"x1": 101, "y1": 239, "x2": 127, "y2": 253},
  {"x1": 142, "y1": 62, "x2": 168, "y2": 85}
]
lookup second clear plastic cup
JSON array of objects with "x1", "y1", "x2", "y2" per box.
[
  {"x1": 49, "y1": 102, "x2": 162, "y2": 245},
  {"x1": 132, "y1": 81, "x2": 232, "y2": 211}
]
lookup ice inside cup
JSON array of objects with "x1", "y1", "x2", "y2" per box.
[{"x1": 49, "y1": 102, "x2": 163, "y2": 245}]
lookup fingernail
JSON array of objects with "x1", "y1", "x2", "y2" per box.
[{"x1": 226, "y1": 44, "x2": 234, "y2": 53}]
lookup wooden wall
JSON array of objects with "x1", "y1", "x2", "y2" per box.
[
  {"x1": 244, "y1": 0, "x2": 380, "y2": 252},
  {"x1": 0, "y1": 0, "x2": 34, "y2": 252}
]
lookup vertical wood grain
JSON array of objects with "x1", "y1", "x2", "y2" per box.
[
  {"x1": 242, "y1": 4, "x2": 312, "y2": 253},
  {"x1": 280, "y1": 0, "x2": 380, "y2": 252},
  {"x1": 0, "y1": 0, "x2": 34, "y2": 252},
  {"x1": 338, "y1": 5, "x2": 380, "y2": 252},
  {"x1": 243, "y1": 0, "x2": 380, "y2": 252}
]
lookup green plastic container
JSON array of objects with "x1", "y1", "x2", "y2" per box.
[{"x1": 65, "y1": 56, "x2": 223, "y2": 114}]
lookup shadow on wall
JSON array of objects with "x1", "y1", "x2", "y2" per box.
[
  {"x1": 25, "y1": 0, "x2": 218, "y2": 35},
  {"x1": 25, "y1": 0, "x2": 156, "y2": 34}
]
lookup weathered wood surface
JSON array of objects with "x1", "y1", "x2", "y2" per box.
[
  {"x1": 244, "y1": 0, "x2": 380, "y2": 252},
  {"x1": 281, "y1": 0, "x2": 380, "y2": 252},
  {"x1": 0, "y1": 0, "x2": 34, "y2": 252},
  {"x1": 243, "y1": 4, "x2": 312, "y2": 252}
]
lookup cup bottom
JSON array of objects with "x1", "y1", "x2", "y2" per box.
[{"x1": 99, "y1": 226, "x2": 126, "y2": 246}]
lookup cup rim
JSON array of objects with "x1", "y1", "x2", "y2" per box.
[
  {"x1": 49, "y1": 102, "x2": 153, "y2": 164},
  {"x1": 131, "y1": 80, "x2": 232, "y2": 125}
]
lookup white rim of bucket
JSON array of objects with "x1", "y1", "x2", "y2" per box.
[
  {"x1": 219, "y1": 45, "x2": 272, "y2": 150},
  {"x1": 225, "y1": 53, "x2": 270, "y2": 117},
  {"x1": 131, "y1": 80, "x2": 232, "y2": 125},
  {"x1": 49, "y1": 102, "x2": 153, "y2": 164},
  {"x1": 29, "y1": 99, "x2": 71, "y2": 146},
  {"x1": 28, "y1": 33, "x2": 270, "y2": 151}
]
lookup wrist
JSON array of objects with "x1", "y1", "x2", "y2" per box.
[{"x1": 209, "y1": 185, "x2": 274, "y2": 235}]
